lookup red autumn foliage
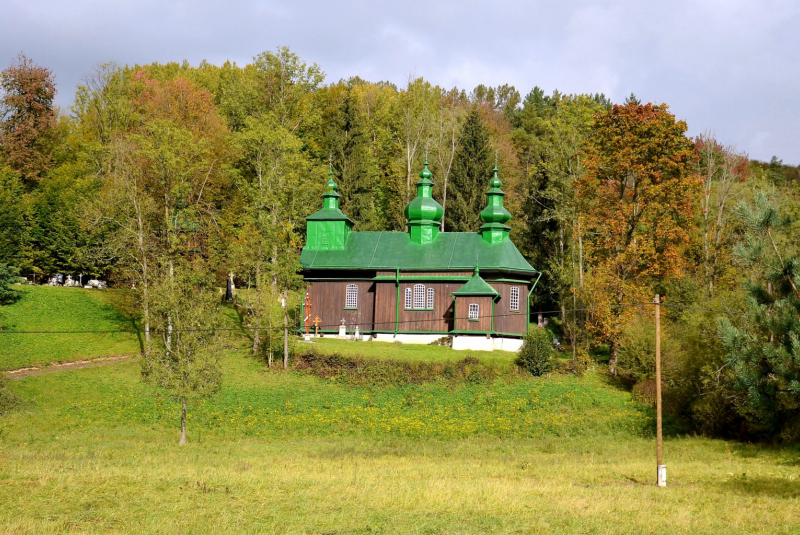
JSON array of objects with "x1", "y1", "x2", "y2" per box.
[{"x1": 0, "y1": 53, "x2": 57, "y2": 184}]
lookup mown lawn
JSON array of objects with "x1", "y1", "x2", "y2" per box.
[
  {"x1": 2, "y1": 350, "x2": 800, "y2": 534},
  {"x1": 306, "y1": 336, "x2": 518, "y2": 364},
  {"x1": 0, "y1": 286, "x2": 141, "y2": 370}
]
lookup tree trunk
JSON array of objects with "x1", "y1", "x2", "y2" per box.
[
  {"x1": 608, "y1": 341, "x2": 619, "y2": 376},
  {"x1": 252, "y1": 327, "x2": 260, "y2": 355},
  {"x1": 179, "y1": 398, "x2": 187, "y2": 445},
  {"x1": 283, "y1": 289, "x2": 289, "y2": 369}
]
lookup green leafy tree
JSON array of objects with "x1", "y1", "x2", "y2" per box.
[
  {"x1": 447, "y1": 109, "x2": 493, "y2": 232},
  {"x1": 0, "y1": 262, "x2": 21, "y2": 305},
  {"x1": 0, "y1": 168, "x2": 26, "y2": 266},
  {"x1": 142, "y1": 265, "x2": 221, "y2": 445},
  {"x1": 718, "y1": 192, "x2": 800, "y2": 440}
]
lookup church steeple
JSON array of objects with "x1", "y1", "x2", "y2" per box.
[
  {"x1": 404, "y1": 159, "x2": 444, "y2": 244},
  {"x1": 479, "y1": 166, "x2": 512, "y2": 243},
  {"x1": 305, "y1": 166, "x2": 353, "y2": 250}
]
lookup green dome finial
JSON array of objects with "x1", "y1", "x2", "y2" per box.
[
  {"x1": 489, "y1": 165, "x2": 501, "y2": 189},
  {"x1": 325, "y1": 166, "x2": 338, "y2": 192},
  {"x1": 419, "y1": 159, "x2": 433, "y2": 182},
  {"x1": 479, "y1": 166, "x2": 512, "y2": 243},
  {"x1": 404, "y1": 160, "x2": 443, "y2": 244}
]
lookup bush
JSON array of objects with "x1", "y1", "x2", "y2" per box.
[
  {"x1": 617, "y1": 316, "x2": 677, "y2": 383},
  {"x1": 291, "y1": 350, "x2": 510, "y2": 386},
  {"x1": 0, "y1": 263, "x2": 21, "y2": 306},
  {"x1": 562, "y1": 347, "x2": 592, "y2": 377},
  {"x1": 516, "y1": 328, "x2": 555, "y2": 376}
]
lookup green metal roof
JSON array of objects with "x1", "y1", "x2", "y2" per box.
[
  {"x1": 300, "y1": 231, "x2": 537, "y2": 274},
  {"x1": 451, "y1": 269, "x2": 500, "y2": 297}
]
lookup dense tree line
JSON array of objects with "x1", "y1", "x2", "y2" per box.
[{"x1": 2, "y1": 49, "x2": 800, "y2": 442}]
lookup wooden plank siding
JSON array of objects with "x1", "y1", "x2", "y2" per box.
[
  {"x1": 307, "y1": 275, "x2": 530, "y2": 336},
  {"x1": 374, "y1": 281, "x2": 398, "y2": 331},
  {"x1": 396, "y1": 281, "x2": 460, "y2": 333},
  {"x1": 307, "y1": 280, "x2": 375, "y2": 332},
  {"x1": 454, "y1": 296, "x2": 494, "y2": 332},
  {"x1": 400, "y1": 271, "x2": 473, "y2": 278},
  {"x1": 490, "y1": 281, "x2": 529, "y2": 335}
]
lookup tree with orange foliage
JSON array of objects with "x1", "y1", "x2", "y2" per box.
[{"x1": 575, "y1": 102, "x2": 700, "y2": 373}]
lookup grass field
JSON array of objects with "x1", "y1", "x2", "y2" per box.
[
  {"x1": 0, "y1": 286, "x2": 141, "y2": 370},
  {"x1": 307, "y1": 337, "x2": 517, "y2": 364},
  {"x1": 2, "y1": 289, "x2": 800, "y2": 533}
]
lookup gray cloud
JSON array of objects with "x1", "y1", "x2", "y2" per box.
[{"x1": 1, "y1": 0, "x2": 797, "y2": 163}]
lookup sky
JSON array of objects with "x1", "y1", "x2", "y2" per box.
[{"x1": 2, "y1": 0, "x2": 798, "y2": 164}]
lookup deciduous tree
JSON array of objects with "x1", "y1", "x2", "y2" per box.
[
  {"x1": 0, "y1": 54, "x2": 57, "y2": 186},
  {"x1": 576, "y1": 102, "x2": 700, "y2": 373}
]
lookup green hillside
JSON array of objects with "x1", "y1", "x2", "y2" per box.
[
  {"x1": 1, "y1": 287, "x2": 799, "y2": 533},
  {"x1": 2, "y1": 351, "x2": 799, "y2": 533},
  {"x1": 0, "y1": 285, "x2": 141, "y2": 370}
]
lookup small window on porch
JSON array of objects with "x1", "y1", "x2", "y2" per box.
[
  {"x1": 427, "y1": 287, "x2": 434, "y2": 309},
  {"x1": 345, "y1": 284, "x2": 358, "y2": 309},
  {"x1": 405, "y1": 287, "x2": 412, "y2": 309},
  {"x1": 468, "y1": 303, "x2": 479, "y2": 320}
]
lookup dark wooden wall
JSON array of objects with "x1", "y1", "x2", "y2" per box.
[
  {"x1": 454, "y1": 295, "x2": 494, "y2": 332},
  {"x1": 306, "y1": 271, "x2": 532, "y2": 336},
  {"x1": 396, "y1": 281, "x2": 461, "y2": 333},
  {"x1": 307, "y1": 280, "x2": 375, "y2": 331},
  {"x1": 491, "y1": 282, "x2": 529, "y2": 335}
]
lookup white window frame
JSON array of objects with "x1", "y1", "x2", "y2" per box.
[
  {"x1": 405, "y1": 287, "x2": 412, "y2": 309},
  {"x1": 510, "y1": 286, "x2": 520, "y2": 312},
  {"x1": 413, "y1": 284, "x2": 426, "y2": 309},
  {"x1": 468, "y1": 303, "x2": 479, "y2": 320},
  {"x1": 345, "y1": 284, "x2": 358, "y2": 309},
  {"x1": 427, "y1": 287, "x2": 434, "y2": 309}
]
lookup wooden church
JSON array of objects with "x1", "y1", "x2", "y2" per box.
[{"x1": 300, "y1": 161, "x2": 540, "y2": 351}]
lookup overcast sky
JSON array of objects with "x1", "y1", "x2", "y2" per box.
[{"x1": 2, "y1": 0, "x2": 798, "y2": 164}]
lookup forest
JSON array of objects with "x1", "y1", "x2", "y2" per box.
[{"x1": 2, "y1": 47, "x2": 800, "y2": 443}]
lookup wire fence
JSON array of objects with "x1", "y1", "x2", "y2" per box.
[{"x1": 0, "y1": 301, "x2": 746, "y2": 335}]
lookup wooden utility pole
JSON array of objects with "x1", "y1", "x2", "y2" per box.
[
  {"x1": 283, "y1": 289, "x2": 289, "y2": 370},
  {"x1": 655, "y1": 294, "x2": 666, "y2": 487}
]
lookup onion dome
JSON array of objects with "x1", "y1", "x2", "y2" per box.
[
  {"x1": 479, "y1": 166, "x2": 512, "y2": 243},
  {"x1": 404, "y1": 159, "x2": 444, "y2": 244}
]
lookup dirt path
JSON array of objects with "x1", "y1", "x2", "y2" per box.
[{"x1": 6, "y1": 354, "x2": 138, "y2": 379}]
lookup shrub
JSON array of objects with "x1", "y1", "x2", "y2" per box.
[
  {"x1": 291, "y1": 350, "x2": 510, "y2": 386},
  {"x1": 0, "y1": 263, "x2": 21, "y2": 306},
  {"x1": 562, "y1": 348, "x2": 592, "y2": 377},
  {"x1": 617, "y1": 316, "x2": 677, "y2": 383},
  {"x1": 516, "y1": 328, "x2": 554, "y2": 376}
]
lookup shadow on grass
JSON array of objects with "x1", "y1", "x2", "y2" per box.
[{"x1": 719, "y1": 475, "x2": 800, "y2": 499}]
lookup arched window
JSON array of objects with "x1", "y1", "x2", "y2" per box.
[
  {"x1": 427, "y1": 287, "x2": 434, "y2": 309},
  {"x1": 345, "y1": 284, "x2": 358, "y2": 309},
  {"x1": 468, "y1": 303, "x2": 479, "y2": 320},
  {"x1": 405, "y1": 287, "x2": 412, "y2": 309},
  {"x1": 413, "y1": 284, "x2": 425, "y2": 309},
  {"x1": 510, "y1": 286, "x2": 520, "y2": 311}
]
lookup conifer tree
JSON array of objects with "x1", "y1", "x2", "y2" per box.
[
  {"x1": 718, "y1": 192, "x2": 800, "y2": 440},
  {"x1": 447, "y1": 109, "x2": 493, "y2": 232}
]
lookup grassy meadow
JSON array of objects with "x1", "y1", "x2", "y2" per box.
[
  {"x1": 0, "y1": 285, "x2": 141, "y2": 370},
  {"x1": 1, "y1": 287, "x2": 800, "y2": 533}
]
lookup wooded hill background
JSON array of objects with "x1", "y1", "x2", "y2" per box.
[{"x1": 2, "y1": 48, "x2": 800, "y2": 442}]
